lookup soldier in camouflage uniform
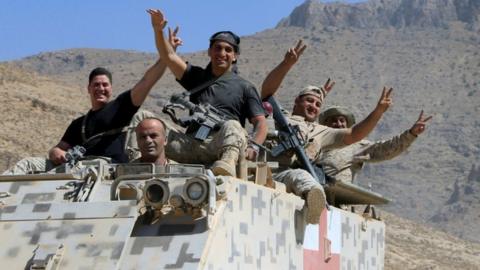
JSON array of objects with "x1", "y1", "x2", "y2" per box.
[
  {"x1": 317, "y1": 106, "x2": 432, "y2": 183},
  {"x1": 261, "y1": 40, "x2": 394, "y2": 224}
]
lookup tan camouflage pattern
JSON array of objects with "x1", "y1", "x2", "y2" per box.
[
  {"x1": 268, "y1": 115, "x2": 348, "y2": 169},
  {"x1": 296, "y1": 85, "x2": 328, "y2": 104},
  {"x1": 274, "y1": 168, "x2": 320, "y2": 195},
  {"x1": 0, "y1": 199, "x2": 137, "y2": 269},
  {"x1": 265, "y1": 115, "x2": 346, "y2": 199},
  {"x1": 304, "y1": 207, "x2": 385, "y2": 270},
  {"x1": 119, "y1": 177, "x2": 306, "y2": 269},
  {"x1": 165, "y1": 120, "x2": 248, "y2": 165},
  {"x1": 202, "y1": 178, "x2": 305, "y2": 269},
  {"x1": 2, "y1": 156, "x2": 53, "y2": 175},
  {"x1": 317, "y1": 130, "x2": 417, "y2": 183},
  {"x1": 0, "y1": 161, "x2": 386, "y2": 269}
]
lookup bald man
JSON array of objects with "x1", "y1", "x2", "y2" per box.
[{"x1": 134, "y1": 117, "x2": 169, "y2": 165}]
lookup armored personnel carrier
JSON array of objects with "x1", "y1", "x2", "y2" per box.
[{"x1": 0, "y1": 157, "x2": 388, "y2": 269}]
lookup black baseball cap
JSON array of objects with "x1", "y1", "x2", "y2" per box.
[{"x1": 209, "y1": 31, "x2": 240, "y2": 54}]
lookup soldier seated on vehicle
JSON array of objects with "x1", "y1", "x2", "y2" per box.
[
  {"x1": 317, "y1": 106, "x2": 432, "y2": 184},
  {"x1": 148, "y1": 9, "x2": 267, "y2": 177},
  {"x1": 261, "y1": 40, "x2": 394, "y2": 224},
  {"x1": 132, "y1": 117, "x2": 174, "y2": 165},
  {"x1": 2, "y1": 20, "x2": 183, "y2": 175},
  {"x1": 2, "y1": 109, "x2": 156, "y2": 175}
]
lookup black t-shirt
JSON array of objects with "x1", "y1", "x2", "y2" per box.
[
  {"x1": 178, "y1": 63, "x2": 264, "y2": 127},
  {"x1": 60, "y1": 90, "x2": 139, "y2": 162}
]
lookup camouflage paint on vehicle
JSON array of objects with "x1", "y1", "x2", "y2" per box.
[{"x1": 0, "y1": 161, "x2": 386, "y2": 269}]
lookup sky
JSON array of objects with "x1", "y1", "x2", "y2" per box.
[{"x1": 0, "y1": 0, "x2": 364, "y2": 61}]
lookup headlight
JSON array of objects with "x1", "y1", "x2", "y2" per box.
[
  {"x1": 183, "y1": 177, "x2": 208, "y2": 206},
  {"x1": 144, "y1": 179, "x2": 169, "y2": 209},
  {"x1": 117, "y1": 183, "x2": 142, "y2": 201}
]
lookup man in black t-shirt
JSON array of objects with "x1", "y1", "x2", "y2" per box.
[
  {"x1": 57, "y1": 85, "x2": 139, "y2": 163},
  {"x1": 49, "y1": 62, "x2": 179, "y2": 164},
  {"x1": 148, "y1": 9, "x2": 267, "y2": 177},
  {"x1": 3, "y1": 30, "x2": 183, "y2": 175},
  {"x1": 47, "y1": 29, "x2": 182, "y2": 166}
]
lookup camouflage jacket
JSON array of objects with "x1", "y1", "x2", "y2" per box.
[
  {"x1": 268, "y1": 115, "x2": 347, "y2": 169},
  {"x1": 315, "y1": 130, "x2": 417, "y2": 183}
]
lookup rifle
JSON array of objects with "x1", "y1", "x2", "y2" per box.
[
  {"x1": 163, "y1": 93, "x2": 234, "y2": 141},
  {"x1": 266, "y1": 96, "x2": 327, "y2": 185}
]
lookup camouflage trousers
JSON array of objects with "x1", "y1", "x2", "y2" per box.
[
  {"x1": 165, "y1": 120, "x2": 248, "y2": 165},
  {"x1": 2, "y1": 157, "x2": 55, "y2": 175},
  {"x1": 2, "y1": 157, "x2": 113, "y2": 175},
  {"x1": 273, "y1": 168, "x2": 322, "y2": 197}
]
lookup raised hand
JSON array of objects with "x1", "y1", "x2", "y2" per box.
[
  {"x1": 322, "y1": 78, "x2": 336, "y2": 95},
  {"x1": 147, "y1": 9, "x2": 167, "y2": 30},
  {"x1": 376, "y1": 87, "x2": 393, "y2": 113},
  {"x1": 283, "y1": 40, "x2": 307, "y2": 67},
  {"x1": 168, "y1": 26, "x2": 183, "y2": 51},
  {"x1": 409, "y1": 110, "x2": 432, "y2": 136}
]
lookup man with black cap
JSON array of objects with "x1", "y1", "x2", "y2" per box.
[
  {"x1": 148, "y1": 9, "x2": 267, "y2": 177},
  {"x1": 261, "y1": 40, "x2": 395, "y2": 224},
  {"x1": 317, "y1": 107, "x2": 432, "y2": 184}
]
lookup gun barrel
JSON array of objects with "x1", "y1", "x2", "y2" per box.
[{"x1": 266, "y1": 96, "x2": 325, "y2": 185}]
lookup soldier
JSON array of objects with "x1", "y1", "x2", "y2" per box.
[
  {"x1": 3, "y1": 28, "x2": 183, "y2": 175},
  {"x1": 148, "y1": 9, "x2": 267, "y2": 177},
  {"x1": 317, "y1": 107, "x2": 432, "y2": 183},
  {"x1": 133, "y1": 117, "x2": 171, "y2": 165},
  {"x1": 261, "y1": 40, "x2": 393, "y2": 224}
]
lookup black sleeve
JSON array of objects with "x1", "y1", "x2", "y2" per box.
[
  {"x1": 116, "y1": 90, "x2": 138, "y2": 110},
  {"x1": 244, "y1": 85, "x2": 266, "y2": 119},
  {"x1": 60, "y1": 117, "x2": 83, "y2": 147},
  {"x1": 106, "y1": 89, "x2": 139, "y2": 129},
  {"x1": 177, "y1": 63, "x2": 206, "y2": 90}
]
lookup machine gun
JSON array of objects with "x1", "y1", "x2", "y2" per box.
[
  {"x1": 163, "y1": 93, "x2": 234, "y2": 141},
  {"x1": 266, "y1": 96, "x2": 327, "y2": 185}
]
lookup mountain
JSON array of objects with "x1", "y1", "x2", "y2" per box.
[
  {"x1": 1, "y1": 0, "x2": 479, "y2": 265},
  {"x1": 279, "y1": 0, "x2": 480, "y2": 30},
  {"x1": 1, "y1": 61, "x2": 479, "y2": 269}
]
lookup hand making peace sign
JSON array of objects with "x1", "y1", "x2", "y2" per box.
[
  {"x1": 284, "y1": 40, "x2": 307, "y2": 67},
  {"x1": 409, "y1": 110, "x2": 433, "y2": 136},
  {"x1": 376, "y1": 87, "x2": 393, "y2": 113}
]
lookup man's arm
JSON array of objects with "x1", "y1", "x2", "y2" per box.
[
  {"x1": 354, "y1": 110, "x2": 432, "y2": 162},
  {"x1": 342, "y1": 87, "x2": 393, "y2": 145},
  {"x1": 355, "y1": 131, "x2": 416, "y2": 163},
  {"x1": 130, "y1": 22, "x2": 183, "y2": 106},
  {"x1": 48, "y1": 141, "x2": 71, "y2": 165},
  {"x1": 261, "y1": 40, "x2": 306, "y2": 99},
  {"x1": 246, "y1": 115, "x2": 268, "y2": 160},
  {"x1": 148, "y1": 9, "x2": 187, "y2": 80}
]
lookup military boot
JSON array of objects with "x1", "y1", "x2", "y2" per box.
[
  {"x1": 211, "y1": 147, "x2": 239, "y2": 177},
  {"x1": 305, "y1": 186, "x2": 327, "y2": 224}
]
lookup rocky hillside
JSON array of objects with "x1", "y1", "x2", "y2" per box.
[
  {"x1": 279, "y1": 0, "x2": 480, "y2": 30},
  {"x1": 3, "y1": 0, "x2": 479, "y2": 249},
  {"x1": 1, "y1": 63, "x2": 479, "y2": 269},
  {"x1": 0, "y1": 63, "x2": 89, "y2": 170},
  {"x1": 383, "y1": 211, "x2": 480, "y2": 269}
]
